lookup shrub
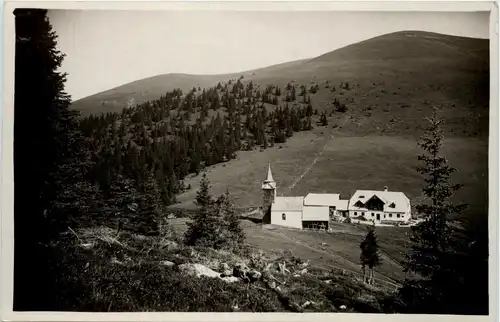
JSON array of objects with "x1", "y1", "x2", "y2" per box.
[{"x1": 337, "y1": 104, "x2": 348, "y2": 113}]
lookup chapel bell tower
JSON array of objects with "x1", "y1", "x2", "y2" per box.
[{"x1": 261, "y1": 163, "x2": 277, "y2": 222}]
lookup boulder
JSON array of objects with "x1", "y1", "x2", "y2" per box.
[
  {"x1": 179, "y1": 263, "x2": 242, "y2": 284},
  {"x1": 178, "y1": 263, "x2": 220, "y2": 279},
  {"x1": 221, "y1": 276, "x2": 240, "y2": 283},
  {"x1": 159, "y1": 260, "x2": 175, "y2": 267}
]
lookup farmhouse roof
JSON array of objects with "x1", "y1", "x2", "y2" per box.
[
  {"x1": 348, "y1": 190, "x2": 410, "y2": 213},
  {"x1": 272, "y1": 196, "x2": 304, "y2": 212},
  {"x1": 303, "y1": 193, "x2": 340, "y2": 206}
]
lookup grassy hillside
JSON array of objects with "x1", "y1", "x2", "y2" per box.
[
  {"x1": 71, "y1": 31, "x2": 489, "y2": 139},
  {"x1": 173, "y1": 127, "x2": 488, "y2": 218}
]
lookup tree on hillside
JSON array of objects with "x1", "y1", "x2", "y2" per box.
[
  {"x1": 185, "y1": 172, "x2": 227, "y2": 249},
  {"x1": 360, "y1": 227, "x2": 381, "y2": 285},
  {"x1": 194, "y1": 172, "x2": 212, "y2": 207},
  {"x1": 217, "y1": 190, "x2": 246, "y2": 249},
  {"x1": 399, "y1": 107, "x2": 480, "y2": 314},
  {"x1": 13, "y1": 9, "x2": 82, "y2": 310},
  {"x1": 320, "y1": 113, "x2": 328, "y2": 126}
]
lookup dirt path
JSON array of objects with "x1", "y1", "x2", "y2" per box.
[
  {"x1": 285, "y1": 115, "x2": 351, "y2": 194},
  {"x1": 285, "y1": 134, "x2": 333, "y2": 194}
]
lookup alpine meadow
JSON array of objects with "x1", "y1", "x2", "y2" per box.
[{"x1": 11, "y1": 8, "x2": 491, "y2": 315}]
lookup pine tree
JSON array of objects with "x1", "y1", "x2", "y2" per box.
[
  {"x1": 219, "y1": 190, "x2": 246, "y2": 249},
  {"x1": 195, "y1": 172, "x2": 211, "y2": 206},
  {"x1": 13, "y1": 9, "x2": 81, "y2": 310},
  {"x1": 184, "y1": 174, "x2": 230, "y2": 249},
  {"x1": 360, "y1": 227, "x2": 381, "y2": 285},
  {"x1": 400, "y1": 107, "x2": 470, "y2": 313},
  {"x1": 320, "y1": 113, "x2": 328, "y2": 126}
]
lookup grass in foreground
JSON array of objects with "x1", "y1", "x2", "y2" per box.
[{"x1": 48, "y1": 224, "x2": 402, "y2": 312}]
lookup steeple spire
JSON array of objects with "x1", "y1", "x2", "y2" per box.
[
  {"x1": 265, "y1": 162, "x2": 274, "y2": 182},
  {"x1": 262, "y1": 162, "x2": 276, "y2": 191}
]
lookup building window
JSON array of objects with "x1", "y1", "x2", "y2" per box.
[
  {"x1": 354, "y1": 212, "x2": 357, "y2": 216},
  {"x1": 389, "y1": 214, "x2": 392, "y2": 218},
  {"x1": 282, "y1": 213, "x2": 286, "y2": 220},
  {"x1": 397, "y1": 214, "x2": 400, "y2": 218},
  {"x1": 384, "y1": 214, "x2": 386, "y2": 218},
  {"x1": 371, "y1": 213, "x2": 374, "y2": 217}
]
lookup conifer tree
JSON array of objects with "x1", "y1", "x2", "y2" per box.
[
  {"x1": 320, "y1": 113, "x2": 328, "y2": 126},
  {"x1": 13, "y1": 9, "x2": 81, "y2": 309},
  {"x1": 218, "y1": 190, "x2": 246, "y2": 249},
  {"x1": 194, "y1": 172, "x2": 212, "y2": 208},
  {"x1": 184, "y1": 174, "x2": 232, "y2": 249},
  {"x1": 360, "y1": 227, "x2": 381, "y2": 285},
  {"x1": 400, "y1": 107, "x2": 470, "y2": 313}
]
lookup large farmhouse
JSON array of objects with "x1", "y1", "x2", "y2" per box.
[{"x1": 261, "y1": 164, "x2": 412, "y2": 229}]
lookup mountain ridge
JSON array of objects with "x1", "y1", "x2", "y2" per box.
[{"x1": 70, "y1": 29, "x2": 489, "y2": 140}]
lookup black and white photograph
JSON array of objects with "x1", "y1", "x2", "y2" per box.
[{"x1": 3, "y1": 2, "x2": 497, "y2": 317}]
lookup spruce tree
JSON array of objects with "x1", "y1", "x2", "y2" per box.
[
  {"x1": 194, "y1": 173, "x2": 211, "y2": 207},
  {"x1": 13, "y1": 9, "x2": 81, "y2": 310},
  {"x1": 219, "y1": 190, "x2": 246, "y2": 249},
  {"x1": 185, "y1": 172, "x2": 227, "y2": 248},
  {"x1": 321, "y1": 113, "x2": 328, "y2": 126},
  {"x1": 360, "y1": 227, "x2": 381, "y2": 285},
  {"x1": 400, "y1": 107, "x2": 470, "y2": 313}
]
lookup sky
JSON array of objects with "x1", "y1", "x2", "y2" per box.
[{"x1": 47, "y1": 10, "x2": 490, "y2": 101}]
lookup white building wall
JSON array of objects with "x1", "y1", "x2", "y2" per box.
[
  {"x1": 380, "y1": 211, "x2": 410, "y2": 222},
  {"x1": 349, "y1": 210, "x2": 410, "y2": 222},
  {"x1": 271, "y1": 210, "x2": 303, "y2": 229},
  {"x1": 302, "y1": 205, "x2": 329, "y2": 221},
  {"x1": 349, "y1": 210, "x2": 368, "y2": 218}
]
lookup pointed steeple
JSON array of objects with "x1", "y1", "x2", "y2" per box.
[
  {"x1": 265, "y1": 162, "x2": 274, "y2": 183},
  {"x1": 262, "y1": 162, "x2": 277, "y2": 191}
]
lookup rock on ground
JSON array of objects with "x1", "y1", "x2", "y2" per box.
[
  {"x1": 159, "y1": 260, "x2": 176, "y2": 267},
  {"x1": 221, "y1": 276, "x2": 240, "y2": 283},
  {"x1": 179, "y1": 263, "x2": 241, "y2": 283},
  {"x1": 178, "y1": 263, "x2": 221, "y2": 278}
]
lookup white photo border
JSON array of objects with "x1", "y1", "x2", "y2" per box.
[{"x1": 1, "y1": 1, "x2": 498, "y2": 322}]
